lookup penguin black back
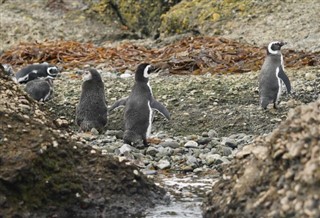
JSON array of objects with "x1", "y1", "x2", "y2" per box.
[
  {"x1": 25, "y1": 78, "x2": 53, "y2": 102},
  {"x1": 16, "y1": 63, "x2": 59, "y2": 83}
]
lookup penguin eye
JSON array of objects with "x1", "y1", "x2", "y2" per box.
[{"x1": 82, "y1": 71, "x2": 92, "y2": 81}]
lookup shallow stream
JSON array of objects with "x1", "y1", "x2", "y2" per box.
[{"x1": 144, "y1": 173, "x2": 217, "y2": 218}]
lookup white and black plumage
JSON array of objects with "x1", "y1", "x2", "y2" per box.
[
  {"x1": 1, "y1": 63, "x2": 17, "y2": 83},
  {"x1": 75, "y1": 69, "x2": 108, "y2": 132},
  {"x1": 259, "y1": 41, "x2": 291, "y2": 109},
  {"x1": 25, "y1": 78, "x2": 54, "y2": 102},
  {"x1": 109, "y1": 63, "x2": 170, "y2": 146},
  {"x1": 16, "y1": 63, "x2": 59, "y2": 84}
]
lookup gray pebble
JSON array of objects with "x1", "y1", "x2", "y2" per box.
[
  {"x1": 157, "y1": 159, "x2": 171, "y2": 170},
  {"x1": 184, "y1": 140, "x2": 198, "y2": 148}
]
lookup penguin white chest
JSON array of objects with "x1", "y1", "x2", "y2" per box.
[
  {"x1": 147, "y1": 101, "x2": 153, "y2": 137},
  {"x1": 275, "y1": 67, "x2": 282, "y2": 103}
]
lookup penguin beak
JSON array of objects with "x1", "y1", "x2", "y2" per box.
[
  {"x1": 148, "y1": 65, "x2": 157, "y2": 74},
  {"x1": 279, "y1": 42, "x2": 287, "y2": 47}
]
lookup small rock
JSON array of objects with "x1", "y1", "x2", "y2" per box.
[
  {"x1": 146, "y1": 146, "x2": 159, "y2": 156},
  {"x1": 205, "y1": 154, "x2": 223, "y2": 165},
  {"x1": 184, "y1": 140, "x2": 198, "y2": 148},
  {"x1": 119, "y1": 144, "x2": 133, "y2": 155},
  {"x1": 90, "y1": 128, "x2": 99, "y2": 135},
  {"x1": 186, "y1": 156, "x2": 199, "y2": 168},
  {"x1": 157, "y1": 159, "x2": 171, "y2": 170},
  {"x1": 197, "y1": 137, "x2": 212, "y2": 145},
  {"x1": 222, "y1": 137, "x2": 237, "y2": 149},
  {"x1": 217, "y1": 146, "x2": 232, "y2": 156},
  {"x1": 160, "y1": 140, "x2": 180, "y2": 148},
  {"x1": 208, "y1": 129, "x2": 218, "y2": 138}
]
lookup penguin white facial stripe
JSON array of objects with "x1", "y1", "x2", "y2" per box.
[
  {"x1": 268, "y1": 41, "x2": 281, "y2": 55},
  {"x1": 18, "y1": 74, "x2": 30, "y2": 82},
  {"x1": 147, "y1": 101, "x2": 153, "y2": 138},
  {"x1": 143, "y1": 65, "x2": 151, "y2": 78},
  {"x1": 47, "y1": 67, "x2": 58, "y2": 76}
]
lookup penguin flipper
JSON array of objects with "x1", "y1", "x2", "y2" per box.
[
  {"x1": 278, "y1": 68, "x2": 291, "y2": 94},
  {"x1": 151, "y1": 100, "x2": 170, "y2": 120},
  {"x1": 109, "y1": 98, "x2": 127, "y2": 112}
]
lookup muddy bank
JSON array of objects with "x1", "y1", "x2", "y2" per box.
[
  {"x1": 202, "y1": 98, "x2": 320, "y2": 217},
  {"x1": 0, "y1": 69, "x2": 165, "y2": 217}
]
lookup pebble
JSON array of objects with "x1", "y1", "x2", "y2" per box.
[
  {"x1": 160, "y1": 140, "x2": 180, "y2": 148},
  {"x1": 184, "y1": 140, "x2": 198, "y2": 148},
  {"x1": 119, "y1": 144, "x2": 133, "y2": 155},
  {"x1": 157, "y1": 159, "x2": 171, "y2": 170}
]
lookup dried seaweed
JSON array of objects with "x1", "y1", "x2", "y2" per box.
[{"x1": 0, "y1": 37, "x2": 319, "y2": 74}]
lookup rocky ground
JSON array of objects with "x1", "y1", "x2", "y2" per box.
[
  {"x1": 42, "y1": 66, "x2": 319, "y2": 176},
  {"x1": 0, "y1": 68, "x2": 166, "y2": 217}
]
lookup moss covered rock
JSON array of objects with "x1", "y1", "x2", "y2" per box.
[
  {"x1": 160, "y1": 0, "x2": 253, "y2": 36},
  {"x1": 86, "y1": 0, "x2": 181, "y2": 38}
]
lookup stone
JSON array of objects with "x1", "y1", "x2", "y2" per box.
[
  {"x1": 186, "y1": 155, "x2": 199, "y2": 168},
  {"x1": 197, "y1": 137, "x2": 212, "y2": 145},
  {"x1": 217, "y1": 146, "x2": 232, "y2": 156},
  {"x1": 160, "y1": 140, "x2": 180, "y2": 148},
  {"x1": 184, "y1": 140, "x2": 198, "y2": 148},
  {"x1": 208, "y1": 129, "x2": 218, "y2": 138},
  {"x1": 156, "y1": 159, "x2": 171, "y2": 170},
  {"x1": 205, "y1": 154, "x2": 223, "y2": 165},
  {"x1": 221, "y1": 137, "x2": 237, "y2": 149},
  {"x1": 119, "y1": 144, "x2": 133, "y2": 155},
  {"x1": 146, "y1": 146, "x2": 159, "y2": 156}
]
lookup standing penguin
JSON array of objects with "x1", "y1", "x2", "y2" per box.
[
  {"x1": 16, "y1": 63, "x2": 59, "y2": 84},
  {"x1": 25, "y1": 78, "x2": 54, "y2": 102},
  {"x1": 109, "y1": 63, "x2": 170, "y2": 146},
  {"x1": 76, "y1": 69, "x2": 108, "y2": 132},
  {"x1": 259, "y1": 41, "x2": 291, "y2": 109}
]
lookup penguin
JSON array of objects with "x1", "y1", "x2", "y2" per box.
[
  {"x1": 109, "y1": 63, "x2": 170, "y2": 146},
  {"x1": 16, "y1": 63, "x2": 59, "y2": 84},
  {"x1": 75, "y1": 68, "x2": 108, "y2": 132},
  {"x1": 24, "y1": 78, "x2": 54, "y2": 102},
  {"x1": 1, "y1": 63, "x2": 18, "y2": 83},
  {"x1": 258, "y1": 41, "x2": 291, "y2": 109}
]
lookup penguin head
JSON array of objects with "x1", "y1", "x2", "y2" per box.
[
  {"x1": 46, "y1": 66, "x2": 59, "y2": 77},
  {"x1": 267, "y1": 41, "x2": 287, "y2": 55},
  {"x1": 82, "y1": 68, "x2": 102, "y2": 82},
  {"x1": 135, "y1": 63, "x2": 156, "y2": 82}
]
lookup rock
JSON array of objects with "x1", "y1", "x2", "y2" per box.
[
  {"x1": 119, "y1": 144, "x2": 133, "y2": 155},
  {"x1": 208, "y1": 129, "x2": 218, "y2": 138},
  {"x1": 204, "y1": 154, "x2": 223, "y2": 165},
  {"x1": 221, "y1": 137, "x2": 237, "y2": 149},
  {"x1": 157, "y1": 159, "x2": 171, "y2": 170},
  {"x1": 146, "y1": 146, "x2": 159, "y2": 156},
  {"x1": 186, "y1": 155, "x2": 199, "y2": 168},
  {"x1": 157, "y1": 146, "x2": 173, "y2": 158},
  {"x1": 160, "y1": 140, "x2": 180, "y2": 148},
  {"x1": 184, "y1": 140, "x2": 198, "y2": 148},
  {"x1": 197, "y1": 137, "x2": 212, "y2": 145},
  {"x1": 91, "y1": 128, "x2": 99, "y2": 135},
  {"x1": 217, "y1": 146, "x2": 232, "y2": 157}
]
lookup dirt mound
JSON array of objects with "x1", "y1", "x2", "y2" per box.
[
  {"x1": 202, "y1": 99, "x2": 320, "y2": 217},
  {"x1": 0, "y1": 67, "x2": 165, "y2": 217}
]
